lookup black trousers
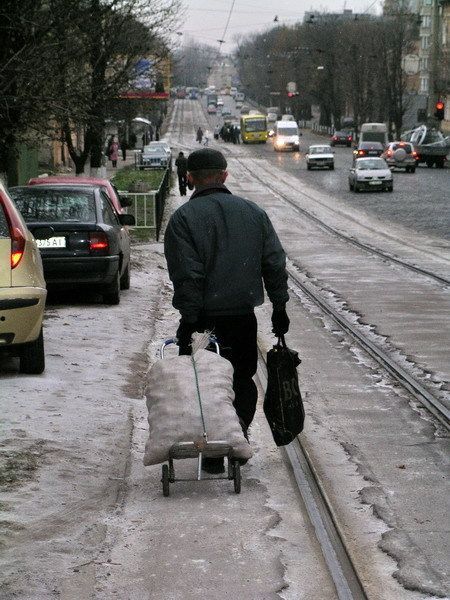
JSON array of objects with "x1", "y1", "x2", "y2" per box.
[
  {"x1": 203, "y1": 314, "x2": 258, "y2": 429},
  {"x1": 178, "y1": 172, "x2": 187, "y2": 195}
]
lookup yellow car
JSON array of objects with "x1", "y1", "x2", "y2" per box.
[{"x1": 0, "y1": 182, "x2": 47, "y2": 374}]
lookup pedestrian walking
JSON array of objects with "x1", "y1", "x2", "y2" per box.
[
  {"x1": 214, "y1": 124, "x2": 221, "y2": 140},
  {"x1": 175, "y1": 151, "x2": 188, "y2": 196},
  {"x1": 109, "y1": 137, "x2": 119, "y2": 168},
  {"x1": 164, "y1": 149, "x2": 289, "y2": 474},
  {"x1": 196, "y1": 127, "x2": 203, "y2": 144},
  {"x1": 203, "y1": 130, "x2": 210, "y2": 146}
]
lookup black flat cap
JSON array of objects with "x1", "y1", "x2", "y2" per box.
[{"x1": 187, "y1": 149, "x2": 227, "y2": 172}]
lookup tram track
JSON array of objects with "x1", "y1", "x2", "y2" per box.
[
  {"x1": 233, "y1": 156, "x2": 450, "y2": 287},
  {"x1": 257, "y1": 350, "x2": 368, "y2": 600},
  {"x1": 286, "y1": 266, "x2": 450, "y2": 427}
]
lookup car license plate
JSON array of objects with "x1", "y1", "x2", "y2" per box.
[
  {"x1": 368, "y1": 151, "x2": 378, "y2": 155},
  {"x1": 36, "y1": 236, "x2": 66, "y2": 248},
  {"x1": 369, "y1": 181, "x2": 382, "y2": 185}
]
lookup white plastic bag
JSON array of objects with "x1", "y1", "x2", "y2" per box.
[{"x1": 143, "y1": 348, "x2": 252, "y2": 466}]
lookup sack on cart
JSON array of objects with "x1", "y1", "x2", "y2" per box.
[{"x1": 143, "y1": 348, "x2": 253, "y2": 466}]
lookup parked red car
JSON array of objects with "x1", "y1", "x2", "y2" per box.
[{"x1": 28, "y1": 177, "x2": 131, "y2": 214}]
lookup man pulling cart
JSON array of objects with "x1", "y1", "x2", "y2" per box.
[{"x1": 164, "y1": 149, "x2": 290, "y2": 474}]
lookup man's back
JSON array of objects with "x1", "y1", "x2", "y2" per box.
[{"x1": 164, "y1": 185, "x2": 287, "y2": 318}]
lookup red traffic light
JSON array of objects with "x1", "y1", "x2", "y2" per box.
[{"x1": 434, "y1": 101, "x2": 445, "y2": 120}]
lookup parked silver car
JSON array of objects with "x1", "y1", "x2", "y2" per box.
[{"x1": 349, "y1": 157, "x2": 393, "y2": 192}]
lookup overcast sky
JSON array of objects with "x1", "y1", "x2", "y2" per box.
[{"x1": 177, "y1": 0, "x2": 382, "y2": 50}]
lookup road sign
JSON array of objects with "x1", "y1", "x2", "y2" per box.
[{"x1": 286, "y1": 81, "x2": 297, "y2": 93}]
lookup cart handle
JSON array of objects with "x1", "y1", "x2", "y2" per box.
[{"x1": 160, "y1": 336, "x2": 220, "y2": 358}]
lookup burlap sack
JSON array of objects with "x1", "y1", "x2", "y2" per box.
[{"x1": 143, "y1": 349, "x2": 253, "y2": 466}]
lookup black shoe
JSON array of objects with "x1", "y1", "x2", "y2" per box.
[{"x1": 202, "y1": 457, "x2": 225, "y2": 474}]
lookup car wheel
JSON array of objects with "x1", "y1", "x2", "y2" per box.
[
  {"x1": 349, "y1": 182, "x2": 353, "y2": 191},
  {"x1": 20, "y1": 328, "x2": 45, "y2": 374},
  {"x1": 388, "y1": 185, "x2": 393, "y2": 192},
  {"x1": 426, "y1": 159, "x2": 434, "y2": 168},
  {"x1": 329, "y1": 164, "x2": 334, "y2": 170},
  {"x1": 410, "y1": 167, "x2": 416, "y2": 174},
  {"x1": 307, "y1": 164, "x2": 311, "y2": 170},
  {"x1": 354, "y1": 183, "x2": 360, "y2": 193},
  {"x1": 120, "y1": 262, "x2": 131, "y2": 290},
  {"x1": 103, "y1": 270, "x2": 120, "y2": 305}
]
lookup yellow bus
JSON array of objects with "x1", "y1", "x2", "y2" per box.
[{"x1": 240, "y1": 114, "x2": 268, "y2": 143}]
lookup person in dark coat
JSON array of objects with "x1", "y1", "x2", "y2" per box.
[
  {"x1": 164, "y1": 149, "x2": 289, "y2": 473},
  {"x1": 175, "y1": 151, "x2": 188, "y2": 196},
  {"x1": 196, "y1": 127, "x2": 203, "y2": 144}
]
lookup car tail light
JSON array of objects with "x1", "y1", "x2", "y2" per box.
[
  {"x1": 412, "y1": 151, "x2": 418, "y2": 157},
  {"x1": 89, "y1": 232, "x2": 109, "y2": 254},
  {"x1": 0, "y1": 193, "x2": 27, "y2": 269},
  {"x1": 386, "y1": 150, "x2": 393, "y2": 157},
  {"x1": 332, "y1": 136, "x2": 337, "y2": 140},
  {"x1": 11, "y1": 227, "x2": 26, "y2": 268},
  {"x1": 358, "y1": 150, "x2": 365, "y2": 155},
  {"x1": 347, "y1": 136, "x2": 352, "y2": 140}
]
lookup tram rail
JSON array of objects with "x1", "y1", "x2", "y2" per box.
[
  {"x1": 286, "y1": 267, "x2": 450, "y2": 428},
  {"x1": 257, "y1": 350, "x2": 368, "y2": 600}
]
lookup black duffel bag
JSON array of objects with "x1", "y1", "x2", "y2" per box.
[{"x1": 263, "y1": 335, "x2": 304, "y2": 446}]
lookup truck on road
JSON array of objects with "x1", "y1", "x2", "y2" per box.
[{"x1": 400, "y1": 125, "x2": 449, "y2": 168}]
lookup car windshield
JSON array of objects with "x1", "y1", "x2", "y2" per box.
[
  {"x1": 356, "y1": 159, "x2": 386, "y2": 170},
  {"x1": 143, "y1": 146, "x2": 161, "y2": 153},
  {"x1": 360, "y1": 142, "x2": 383, "y2": 149},
  {"x1": 278, "y1": 127, "x2": 297, "y2": 136},
  {"x1": 244, "y1": 119, "x2": 266, "y2": 132},
  {"x1": 9, "y1": 188, "x2": 96, "y2": 222},
  {"x1": 310, "y1": 146, "x2": 331, "y2": 154}
]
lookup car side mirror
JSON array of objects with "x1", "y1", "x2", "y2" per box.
[
  {"x1": 33, "y1": 226, "x2": 54, "y2": 240},
  {"x1": 119, "y1": 214, "x2": 135, "y2": 226}
]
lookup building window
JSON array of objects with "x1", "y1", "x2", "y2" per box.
[
  {"x1": 420, "y1": 57, "x2": 429, "y2": 70},
  {"x1": 421, "y1": 15, "x2": 431, "y2": 28},
  {"x1": 421, "y1": 35, "x2": 430, "y2": 49},
  {"x1": 420, "y1": 77, "x2": 429, "y2": 92}
]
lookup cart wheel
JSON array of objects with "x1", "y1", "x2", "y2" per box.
[
  {"x1": 233, "y1": 461, "x2": 241, "y2": 494},
  {"x1": 227, "y1": 457, "x2": 234, "y2": 480},
  {"x1": 169, "y1": 458, "x2": 175, "y2": 482},
  {"x1": 162, "y1": 464, "x2": 170, "y2": 497}
]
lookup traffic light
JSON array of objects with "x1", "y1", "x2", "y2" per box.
[{"x1": 434, "y1": 101, "x2": 445, "y2": 120}]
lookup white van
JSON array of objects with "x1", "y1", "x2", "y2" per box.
[
  {"x1": 359, "y1": 123, "x2": 388, "y2": 146},
  {"x1": 273, "y1": 120, "x2": 300, "y2": 151}
]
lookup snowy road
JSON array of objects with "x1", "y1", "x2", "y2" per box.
[{"x1": 0, "y1": 100, "x2": 449, "y2": 599}]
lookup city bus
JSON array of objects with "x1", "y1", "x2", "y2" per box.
[{"x1": 240, "y1": 114, "x2": 268, "y2": 143}]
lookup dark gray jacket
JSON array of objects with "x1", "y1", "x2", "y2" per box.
[{"x1": 164, "y1": 184, "x2": 288, "y2": 322}]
